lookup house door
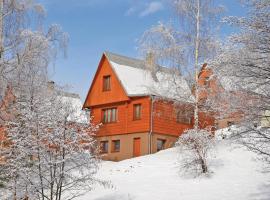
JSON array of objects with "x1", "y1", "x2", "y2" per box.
[{"x1": 133, "y1": 138, "x2": 141, "y2": 157}]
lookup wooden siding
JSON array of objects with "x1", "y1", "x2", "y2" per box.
[
  {"x1": 198, "y1": 112, "x2": 215, "y2": 130},
  {"x1": 152, "y1": 100, "x2": 193, "y2": 137},
  {"x1": 91, "y1": 96, "x2": 151, "y2": 136},
  {"x1": 0, "y1": 126, "x2": 6, "y2": 145},
  {"x1": 0, "y1": 86, "x2": 15, "y2": 145},
  {"x1": 84, "y1": 55, "x2": 129, "y2": 107},
  {"x1": 198, "y1": 64, "x2": 221, "y2": 100}
]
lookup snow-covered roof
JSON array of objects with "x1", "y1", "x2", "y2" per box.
[
  {"x1": 59, "y1": 92, "x2": 88, "y2": 124},
  {"x1": 218, "y1": 76, "x2": 240, "y2": 91},
  {"x1": 105, "y1": 52, "x2": 193, "y2": 102},
  {"x1": 217, "y1": 73, "x2": 267, "y2": 95}
]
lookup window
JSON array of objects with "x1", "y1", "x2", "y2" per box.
[
  {"x1": 112, "y1": 140, "x2": 120, "y2": 152},
  {"x1": 214, "y1": 121, "x2": 219, "y2": 129},
  {"x1": 157, "y1": 139, "x2": 166, "y2": 152},
  {"x1": 133, "y1": 104, "x2": 142, "y2": 120},
  {"x1": 102, "y1": 108, "x2": 117, "y2": 123},
  {"x1": 204, "y1": 76, "x2": 210, "y2": 87},
  {"x1": 100, "y1": 141, "x2": 108, "y2": 153},
  {"x1": 103, "y1": 75, "x2": 111, "y2": 91},
  {"x1": 177, "y1": 110, "x2": 192, "y2": 124},
  {"x1": 227, "y1": 121, "x2": 234, "y2": 127},
  {"x1": 253, "y1": 122, "x2": 258, "y2": 128}
]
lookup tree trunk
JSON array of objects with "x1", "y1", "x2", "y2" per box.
[
  {"x1": 57, "y1": 124, "x2": 67, "y2": 200},
  {"x1": 201, "y1": 158, "x2": 208, "y2": 173},
  {"x1": 194, "y1": 0, "x2": 200, "y2": 130}
]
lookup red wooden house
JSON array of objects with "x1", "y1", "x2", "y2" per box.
[
  {"x1": 197, "y1": 64, "x2": 243, "y2": 129},
  {"x1": 83, "y1": 52, "x2": 195, "y2": 161}
]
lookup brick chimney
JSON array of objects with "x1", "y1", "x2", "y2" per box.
[{"x1": 145, "y1": 52, "x2": 158, "y2": 81}]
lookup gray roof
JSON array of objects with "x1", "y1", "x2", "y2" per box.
[
  {"x1": 104, "y1": 51, "x2": 171, "y2": 73},
  {"x1": 104, "y1": 51, "x2": 145, "y2": 69}
]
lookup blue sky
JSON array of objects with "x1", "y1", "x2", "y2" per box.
[{"x1": 38, "y1": 0, "x2": 247, "y2": 100}]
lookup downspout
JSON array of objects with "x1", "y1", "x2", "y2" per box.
[
  {"x1": 149, "y1": 95, "x2": 154, "y2": 154},
  {"x1": 125, "y1": 101, "x2": 128, "y2": 134}
]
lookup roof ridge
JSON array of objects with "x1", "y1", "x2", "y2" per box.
[
  {"x1": 104, "y1": 51, "x2": 143, "y2": 63},
  {"x1": 104, "y1": 51, "x2": 174, "y2": 74},
  {"x1": 58, "y1": 90, "x2": 80, "y2": 99},
  {"x1": 104, "y1": 51, "x2": 145, "y2": 69}
]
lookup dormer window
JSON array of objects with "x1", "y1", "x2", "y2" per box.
[{"x1": 103, "y1": 75, "x2": 111, "y2": 91}]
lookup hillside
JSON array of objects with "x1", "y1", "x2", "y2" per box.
[{"x1": 78, "y1": 140, "x2": 270, "y2": 200}]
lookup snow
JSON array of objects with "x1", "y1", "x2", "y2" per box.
[
  {"x1": 261, "y1": 110, "x2": 270, "y2": 127},
  {"x1": 215, "y1": 126, "x2": 237, "y2": 140},
  {"x1": 110, "y1": 61, "x2": 193, "y2": 102},
  {"x1": 218, "y1": 75, "x2": 240, "y2": 91},
  {"x1": 216, "y1": 69, "x2": 268, "y2": 95},
  {"x1": 76, "y1": 141, "x2": 270, "y2": 200},
  {"x1": 60, "y1": 95, "x2": 88, "y2": 124}
]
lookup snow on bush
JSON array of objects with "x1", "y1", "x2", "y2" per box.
[
  {"x1": 215, "y1": 125, "x2": 238, "y2": 140},
  {"x1": 176, "y1": 129, "x2": 215, "y2": 177}
]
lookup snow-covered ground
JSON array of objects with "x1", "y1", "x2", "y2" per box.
[{"x1": 78, "y1": 141, "x2": 270, "y2": 200}]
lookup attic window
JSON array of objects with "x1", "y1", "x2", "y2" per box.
[{"x1": 103, "y1": 75, "x2": 111, "y2": 91}]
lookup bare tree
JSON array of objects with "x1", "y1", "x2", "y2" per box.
[
  {"x1": 0, "y1": 0, "x2": 67, "y2": 98},
  {"x1": 3, "y1": 83, "x2": 102, "y2": 200},
  {"x1": 211, "y1": 0, "x2": 270, "y2": 167},
  {"x1": 139, "y1": 0, "x2": 223, "y2": 130},
  {"x1": 0, "y1": 1, "x2": 105, "y2": 199},
  {"x1": 176, "y1": 129, "x2": 215, "y2": 176},
  {"x1": 138, "y1": 1, "x2": 223, "y2": 177}
]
